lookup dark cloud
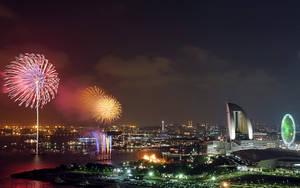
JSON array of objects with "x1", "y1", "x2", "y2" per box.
[
  {"x1": 0, "y1": 4, "x2": 16, "y2": 19},
  {"x1": 96, "y1": 47, "x2": 274, "y2": 92},
  {"x1": 92, "y1": 46, "x2": 277, "y2": 125},
  {"x1": 0, "y1": 42, "x2": 277, "y2": 126},
  {"x1": 0, "y1": 1, "x2": 299, "y2": 127},
  {"x1": 0, "y1": 44, "x2": 71, "y2": 72},
  {"x1": 96, "y1": 55, "x2": 180, "y2": 87},
  {"x1": 182, "y1": 46, "x2": 227, "y2": 67},
  {"x1": 193, "y1": 69, "x2": 274, "y2": 90}
]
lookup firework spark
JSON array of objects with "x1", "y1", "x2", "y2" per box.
[
  {"x1": 80, "y1": 86, "x2": 122, "y2": 123},
  {"x1": 80, "y1": 86, "x2": 106, "y2": 109},
  {"x1": 4, "y1": 53, "x2": 59, "y2": 154},
  {"x1": 4, "y1": 53, "x2": 59, "y2": 108},
  {"x1": 94, "y1": 95, "x2": 122, "y2": 123}
]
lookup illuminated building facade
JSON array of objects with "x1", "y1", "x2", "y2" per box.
[
  {"x1": 207, "y1": 140, "x2": 279, "y2": 155},
  {"x1": 226, "y1": 103, "x2": 253, "y2": 140}
]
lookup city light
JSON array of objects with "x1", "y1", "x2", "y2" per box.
[
  {"x1": 143, "y1": 154, "x2": 150, "y2": 161},
  {"x1": 142, "y1": 154, "x2": 164, "y2": 163},
  {"x1": 148, "y1": 171, "x2": 153, "y2": 177},
  {"x1": 221, "y1": 181, "x2": 229, "y2": 188},
  {"x1": 176, "y1": 173, "x2": 187, "y2": 179}
]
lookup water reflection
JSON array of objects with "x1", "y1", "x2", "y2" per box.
[
  {"x1": 34, "y1": 154, "x2": 40, "y2": 166},
  {"x1": 0, "y1": 178, "x2": 74, "y2": 188}
]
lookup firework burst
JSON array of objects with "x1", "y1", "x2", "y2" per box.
[
  {"x1": 4, "y1": 53, "x2": 59, "y2": 154},
  {"x1": 80, "y1": 86, "x2": 106, "y2": 109},
  {"x1": 94, "y1": 95, "x2": 122, "y2": 123},
  {"x1": 80, "y1": 86, "x2": 122, "y2": 123},
  {"x1": 4, "y1": 53, "x2": 59, "y2": 108}
]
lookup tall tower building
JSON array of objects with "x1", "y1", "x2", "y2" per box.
[
  {"x1": 162, "y1": 120, "x2": 165, "y2": 132},
  {"x1": 226, "y1": 103, "x2": 253, "y2": 140}
]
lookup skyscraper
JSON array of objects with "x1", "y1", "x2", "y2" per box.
[{"x1": 226, "y1": 103, "x2": 253, "y2": 140}]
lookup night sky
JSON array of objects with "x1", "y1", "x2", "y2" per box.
[{"x1": 0, "y1": 1, "x2": 300, "y2": 127}]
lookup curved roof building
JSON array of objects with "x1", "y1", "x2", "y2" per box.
[{"x1": 226, "y1": 103, "x2": 253, "y2": 140}]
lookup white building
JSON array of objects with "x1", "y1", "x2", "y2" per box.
[{"x1": 226, "y1": 103, "x2": 253, "y2": 140}]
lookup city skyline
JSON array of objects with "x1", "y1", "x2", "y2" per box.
[
  {"x1": 1, "y1": 1, "x2": 300, "y2": 127},
  {"x1": 2, "y1": 1, "x2": 300, "y2": 187}
]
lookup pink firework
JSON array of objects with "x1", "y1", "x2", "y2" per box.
[{"x1": 4, "y1": 53, "x2": 59, "y2": 108}]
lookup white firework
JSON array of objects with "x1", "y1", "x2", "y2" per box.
[{"x1": 4, "y1": 53, "x2": 59, "y2": 108}]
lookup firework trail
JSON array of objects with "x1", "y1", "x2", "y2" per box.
[
  {"x1": 4, "y1": 53, "x2": 59, "y2": 154},
  {"x1": 80, "y1": 86, "x2": 121, "y2": 123}
]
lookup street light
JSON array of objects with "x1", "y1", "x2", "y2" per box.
[
  {"x1": 177, "y1": 173, "x2": 186, "y2": 179},
  {"x1": 222, "y1": 181, "x2": 229, "y2": 188},
  {"x1": 148, "y1": 171, "x2": 154, "y2": 177}
]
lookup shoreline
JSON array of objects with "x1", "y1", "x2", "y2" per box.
[{"x1": 11, "y1": 166, "x2": 116, "y2": 187}]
